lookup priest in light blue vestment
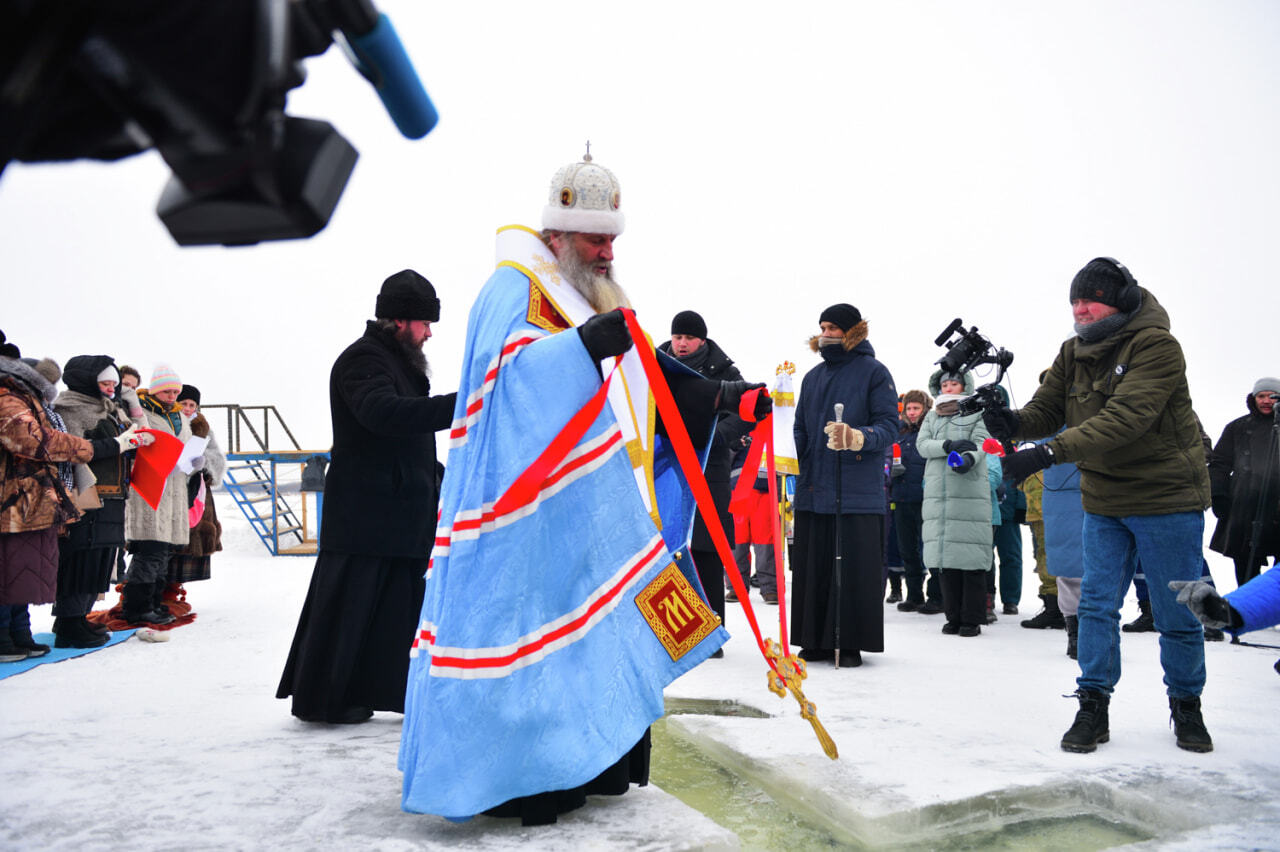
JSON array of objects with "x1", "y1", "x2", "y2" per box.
[{"x1": 400, "y1": 153, "x2": 766, "y2": 824}]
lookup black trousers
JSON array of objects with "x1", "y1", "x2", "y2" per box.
[
  {"x1": 791, "y1": 512, "x2": 885, "y2": 653},
  {"x1": 893, "y1": 501, "x2": 926, "y2": 602},
  {"x1": 690, "y1": 547, "x2": 726, "y2": 622},
  {"x1": 940, "y1": 568, "x2": 986, "y2": 629}
]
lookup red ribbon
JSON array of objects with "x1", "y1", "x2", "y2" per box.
[
  {"x1": 615, "y1": 312, "x2": 785, "y2": 674},
  {"x1": 490, "y1": 312, "x2": 788, "y2": 674},
  {"x1": 727, "y1": 388, "x2": 789, "y2": 656},
  {"x1": 491, "y1": 355, "x2": 621, "y2": 518}
]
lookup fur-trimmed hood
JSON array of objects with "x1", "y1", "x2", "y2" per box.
[
  {"x1": 928, "y1": 368, "x2": 975, "y2": 397},
  {"x1": 808, "y1": 319, "x2": 869, "y2": 353}
]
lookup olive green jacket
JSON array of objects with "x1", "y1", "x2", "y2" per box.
[{"x1": 1016, "y1": 287, "x2": 1210, "y2": 517}]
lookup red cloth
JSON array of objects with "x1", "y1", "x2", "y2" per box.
[
  {"x1": 86, "y1": 583, "x2": 196, "y2": 632},
  {"x1": 129, "y1": 429, "x2": 184, "y2": 510},
  {"x1": 732, "y1": 488, "x2": 775, "y2": 545}
]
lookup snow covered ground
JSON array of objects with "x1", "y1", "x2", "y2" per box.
[{"x1": 3, "y1": 493, "x2": 1277, "y2": 851}]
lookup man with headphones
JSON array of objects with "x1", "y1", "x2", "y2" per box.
[{"x1": 984, "y1": 258, "x2": 1213, "y2": 755}]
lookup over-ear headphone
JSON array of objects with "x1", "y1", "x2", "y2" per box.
[{"x1": 1090, "y1": 257, "x2": 1141, "y2": 312}]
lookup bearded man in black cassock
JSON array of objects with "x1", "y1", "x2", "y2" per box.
[{"x1": 277, "y1": 270, "x2": 456, "y2": 724}]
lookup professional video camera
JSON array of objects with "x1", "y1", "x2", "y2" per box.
[
  {"x1": 0, "y1": 0, "x2": 436, "y2": 247},
  {"x1": 933, "y1": 318, "x2": 1014, "y2": 416}
]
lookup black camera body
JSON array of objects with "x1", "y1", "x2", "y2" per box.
[{"x1": 933, "y1": 318, "x2": 1014, "y2": 415}]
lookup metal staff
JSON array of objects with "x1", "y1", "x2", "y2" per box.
[{"x1": 833, "y1": 402, "x2": 844, "y2": 669}]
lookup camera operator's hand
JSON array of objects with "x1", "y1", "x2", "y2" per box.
[
  {"x1": 1211, "y1": 494, "x2": 1231, "y2": 520},
  {"x1": 719, "y1": 381, "x2": 771, "y2": 420},
  {"x1": 942, "y1": 439, "x2": 977, "y2": 454},
  {"x1": 578, "y1": 310, "x2": 633, "y2": 361},
  {"x1": 1002, "y1": 445, "x2": 1053, "y2": 484},
  {"x1": 948, "y1": 451, "x2": 976, "y2": 474},
  {"x1": 983, "y1": 405, "x2": 1020, "y2": 440},
  {"x1": 1168, "y1": 580, "x2": 1240, "y2": 631},
  {"x1": 825, "y1": 422, "x2": 865, "y2": 451}
]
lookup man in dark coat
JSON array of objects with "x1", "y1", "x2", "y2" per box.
[
  {"x1": 793, "y1": 303, "x2": 899, "y2": 667},
  {"x1": 657, "y1": 310, "x2": 752, "y2": 636},
  {"x1": 277, "y1": 270, "x2": 457, "y2": 724},
  {"x1": 1209, "y1": 377, "x2": 1280, "y2": 586},
  {"x1": 986, "y1": 257, "x2": 1213, "y2": 755}
]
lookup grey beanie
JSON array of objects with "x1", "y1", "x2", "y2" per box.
[{"x1": 1253, "y1": 377, "x2": 1280, "y2": 396}]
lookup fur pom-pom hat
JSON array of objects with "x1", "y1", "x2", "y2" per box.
[
  {"x1": 21, "y1": 356, "x2": 61, "y2": 386},
  {"x1": 543, "y1": 150, "x2": 625, "y2": 236}
]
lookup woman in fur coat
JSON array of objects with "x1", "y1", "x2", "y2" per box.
[
  {"x1": 120, "y1": 365, "x2": 193, "y2": 626},
  {"x1": 167, "y1": 385, "x2": 225, "y2": 593}
]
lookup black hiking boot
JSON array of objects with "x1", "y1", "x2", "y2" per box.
[
  {"x1": 918, "y1": 598, "x2": 944, "y2": 615},
  {"x1": 1121, "y1": 599, "x2": 1155, "y2": 633},
  {"x1": 122, "y1": 583, "x2": 175, "y2": 627},
  {"x1": 885, "y1": 573, "x2": 903, "y2": 604},
  {"x1": 1169, "y1": 696, "x2": 1213, "y2": 753},
  {"x1": 1022, "y1": 594, "x2": 1066, "y2": 629},
  {"x1": 1065, "y1": 615, "x2": 1078, "y2": 660},
  {"x1": 1061, "y1": 690, "x2": 1110, "y2": 753}
]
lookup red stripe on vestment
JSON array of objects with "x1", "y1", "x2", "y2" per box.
[{"x1": 427, "y1": 538, "x2": 665, "y2": 670}]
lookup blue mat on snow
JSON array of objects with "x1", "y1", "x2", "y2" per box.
[{"x1": 0, "y1": 630, "x2": 137, "y2": 681}]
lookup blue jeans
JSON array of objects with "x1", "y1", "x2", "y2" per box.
[{"x1": 1077, "y1": 511, "x2": 1206, "y2": 699}]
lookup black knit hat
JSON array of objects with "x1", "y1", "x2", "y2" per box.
[
  {"x1": 819, "y1": 303, "x2": 861, "y2": 332},
  {"x1": 1069, "y1": 258, "x2": 1138, "y2": 310},
  {"x1": 375, "y1": 269, "x2": 440, "y2": 322},
  {"x1": 178, "y1": 384, "x2": 201, "y2": 405},
  {"x1": 671, "y1": 310, "x2": 707, "y2": 339}
]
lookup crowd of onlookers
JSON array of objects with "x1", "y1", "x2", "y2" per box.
[{"x1": 1, "y1": 328, "x2": 224, "y2": 662}]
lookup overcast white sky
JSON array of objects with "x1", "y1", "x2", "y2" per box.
[{"x1": 3, "y1": 1, "x2": 1277, "y2": 450}]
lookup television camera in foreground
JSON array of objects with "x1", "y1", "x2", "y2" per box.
[{"x1": 0, "y1": 0, "x2": 437, "y2": 247}]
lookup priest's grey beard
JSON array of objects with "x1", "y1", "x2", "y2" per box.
[{"x1": 557, "y1": 245, "x2": 631, "y2": 313}]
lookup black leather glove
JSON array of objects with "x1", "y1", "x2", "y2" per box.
[
  {"x1": 942, "y1": 439, "x2": 977, "y2": 454},
  {"x1": 1002, "y1": 444, "x2": 1053, "y2": 484},
  {"x1": 1211, "y1": 494, "x2": 1231, "y2": 520},
  {"x1": 719, "y1": 381, "x2": 771, "y2": 421},
  {"x1": 983, "y1": 404, "x2": 1020, "y2": 440},
  {"x1": 949, "y1": 451, "x2": 976, "y2": 474},
  {"x1": 577, "y1": 310, "x2": 633, "y2": 361}
]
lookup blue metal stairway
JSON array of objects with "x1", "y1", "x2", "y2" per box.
[{"x1": 203, "y1": 404, "x2": 327, "y2": 556}]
